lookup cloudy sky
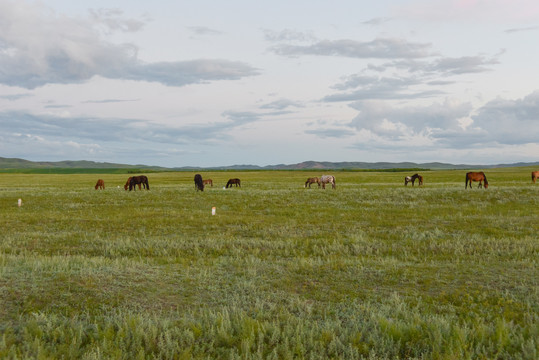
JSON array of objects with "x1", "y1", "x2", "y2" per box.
[{"x1": 1, "y1": 0, "x2": 538, "y2": 167}]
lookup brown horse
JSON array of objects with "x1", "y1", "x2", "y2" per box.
[
  {"x1": 304, "y1": 177, "x2": 321, "y2": 188},
  {"x1": 465, "y1": 172, "x2": 488, "y2": 189},
  {"x1": 95, "y1": 179, "x2": 105, "y2": 190},
  {"x1": 203, "y1": 179, "x2": 213, "y2": 187},
  {"x1": 226, "y1": 178, "x2": 241, "y2": 188},
  {"x1": 194, "y1": 174, "x2": 204, "y2": 191},
  {"x1": 532, "y1": 171, "x2": 539, "y2": 183},
  {"x1": 405, "y1": 174, "x2": 423, "y2": 186},
  {"x1": 124, "y1": 177, "x2": 141, "y2": 191},
  {"x1": 129, "y1": 175, "x2": 150, "y2": 191}
]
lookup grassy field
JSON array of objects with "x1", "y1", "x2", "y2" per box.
[{"x1": 0, "y1": 168, "x2": 537, "y2": 359}]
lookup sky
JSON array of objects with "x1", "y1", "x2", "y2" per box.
[{"x1": 1, "y1": 0, "x2": 538, "y2": 168}]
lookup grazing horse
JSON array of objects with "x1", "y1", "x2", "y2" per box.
[
  {"x1": 304, "y1": 177, "x2": 321, "y2": 188},
  {"x1": 405, "y1": 174, "x2": 423, "y2": 186},
  {"x1": 129, "y1": 175, "x2": 150, "y2": 191},
  {"x1": 532, "y1": 171, "x2": 539, "y2": 183},
  {"x1": 320, "y1": 175, "x2": 336, "y2": 189},
  {"x1": 226, "y1": 178, "x2": 241, "y2": 188},
  {"x1": 194, "y1": 174, "x2": 204, "y2": 191},
  {"x1": 465, "y1": 172, "x2": 488, "y2": 189},
  {"x1": 124, "y1": 177, "x2": 140, "y2": 191},
  {"x1": 203, "y1": 179, "x2": 213, "y2": 187},
  {"x1": 94, "y1": 179, "x2": 105, "y2": 190}
]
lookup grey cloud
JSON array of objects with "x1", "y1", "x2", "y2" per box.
[
  {"x1": 324, "y1": 74, "x2": 445, "y2": 102},
  {"x1": 187, "y1": 26, "x2": 223, "y2": 36},
  {"x1": 505, "y1": 26, "x2": 539, "y2": 33},
  {"x1": 263, "y1": 29, "x2": 317, "y2": 43},
  {"x1": 83, "y1": 99, "x2": 139, "y2": 104},
  {"x1": 431, "y1": 55, "x2": 499, "y2": 75},
  {"x1": 305, "y1": 128, "x2": 355, "y2": 138},
  {"x1": 361, "y1": 17, "x2": 393, "y2": 26},
  {"x1": 272, "y1": 38, "x2": 432, "y2": 59},
  {"x1": 386, "y1": 55, "x2": 499, "y2": 76},
  {"x1": 88, "y1": 8, "x2": 147, "y2": 33},
  {"x1": 471, "y1": 91, "x2": 539, "y2": 144},
  {"x1": 0, "y1": 93, "x2": 32, "y2": 101},
  {"x1": 123, "y1": 60, "x2": 259, "y2": 87},
  {"x1": 260, "y1": 99, "x2": 302, "y2": 110}
]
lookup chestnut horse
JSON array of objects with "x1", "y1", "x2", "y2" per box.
[
  {"x1": 194, "y1": 174, "x2": 204, "y2": 191},
  {"x1": 129, "y1": 175, "x2": 150, "y2": 191},
  {"x1": 405, "y1": 174, "x2": 423, "y2": 186},
  {"x1": 320, "y1": 175, "x2": 336, "y2": 189},
  {"x1": 203, "y1": 179, "x2": 213, "y2": 187},
  {"x1": 532, "y1": 171, "x2": 539, "y2": 183},
  {"x1": 226, "y1": 178, "x2": 241, "y2": 188},
  {"x1": 304, "y1": 177, "x2": 320, "y2": 188},
  {"x1": 465, "y1": 172, "x2": 488, "y2": 189},
  {"x1": 95, "y1": 179, "x2": 105, "y2": 190}
]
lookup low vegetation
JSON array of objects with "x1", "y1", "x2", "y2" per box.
[{"x1": 0, "y1": 168, "x2": 537, "y2": 359}]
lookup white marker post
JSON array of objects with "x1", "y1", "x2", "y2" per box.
[
  {"x1": 18, "y1": 198, "x2": 22, "y2": 207},
  {"x1": 212, "y1": 206, "x2": 216, "y2": 215}
]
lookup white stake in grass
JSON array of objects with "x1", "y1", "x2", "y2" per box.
[
  {"x1": 212, "y1": 206, "x2": 216, "y2": 215},
  {"x1": 18, "y1": 198, "x2": 22, "y2": 207}
]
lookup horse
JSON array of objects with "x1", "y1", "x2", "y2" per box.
[
  {"x1": 304, "y1": 177, "x2": 321, "y2": 188},
  {"x1": 465, "y1": 172, "x2": 488, "y2": 189},
  {"x1": 124, "y1": 177, "x2": 140, "y2": 191},
  {"x1": 194, "y1": 174, "x2": 204, "y2": 191},
  {"x1": 129, "y1": 175, "x2": 150, "y2": 191},
  {"x1": 405, "y1": 174, "x2": 423, "y2": 186},
  {"x1": 320, "y1": 175, "x2": 336, "y2": 189},
  {"x1": 203, "y1": 179, "x2": 213, "y2": 187},
  {"x1": 94, "y1": 179, "x2": 105, "y2": 190},
  {"x1": 226, "y1": 178, "x2": 241, "y2": 188},
  {"x1": 532, "y1": 171, "x2": 539, "y2": 183}
]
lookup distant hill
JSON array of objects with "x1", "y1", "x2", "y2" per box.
[
  {"x1": 1, "y1": 157, "x2": 538, "y2": 171},
  {"x1": 0, "y1": 157, "x2": 166, "y2": 170}
]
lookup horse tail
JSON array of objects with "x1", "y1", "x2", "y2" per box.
[{"x1": 465, "y1": 173, "x2": 469, "y2": 188}]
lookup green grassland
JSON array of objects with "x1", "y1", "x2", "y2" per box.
[{"x1": 0, "y1": 169, "x2": 537, "y2": 359}]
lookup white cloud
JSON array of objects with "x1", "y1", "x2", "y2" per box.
[{"x1": 0, "y1": 1, "x2": 258, "y2": 88}]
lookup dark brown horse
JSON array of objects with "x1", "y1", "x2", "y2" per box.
[
  {"x1": 405, "y1": 174, "x2": 423, "y2": 186},
  {"x1": 95, "y1": 179, "x2": 105, "y2": 190},
  {"x1": 203, "y1": 179, "x2": 213, "y2": 187},
  {"x1": 124, "y1": 177, "x2": 140, "y2": 191},
  {"x1": 194, "y1": 174, "x2": 204, "y2": 191},
  {"x1": 532, "y1": 171, "x2": 539, "y2": 183},
  {"x1": 129, "y1": 175, "x2": 150, "y2": 191},
  {"x1": 304, "y1": 177, "x2": 321, "y2": 188},
  {"x1": 465, "y1": 172, "x2": 488, "y2": 189},
  {"x1": 226, "y1": 178, "x2": 241, "y2": 188}
]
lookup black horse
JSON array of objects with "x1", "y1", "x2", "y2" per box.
[
  {"x1": 226, "y1": 178, "x2": 241, "y2": 188},
  {"x1": 194, "y1": 174, "x2": 204, "y2": 191},
  {"x1": 129, "y1": 175, "x2": 150, "y2": 191}
]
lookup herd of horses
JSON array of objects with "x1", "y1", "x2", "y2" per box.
[{"x1": 94, "y1": 170, "x2": 539, "y2": 191}]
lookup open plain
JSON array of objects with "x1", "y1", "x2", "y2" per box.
[{"x1": 0, "y1": 168, "x2": 537, "y2": 359}]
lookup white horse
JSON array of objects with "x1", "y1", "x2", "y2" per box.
[{"x1": 320, "y1": 175, "x2": 336, "y2": 189}]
